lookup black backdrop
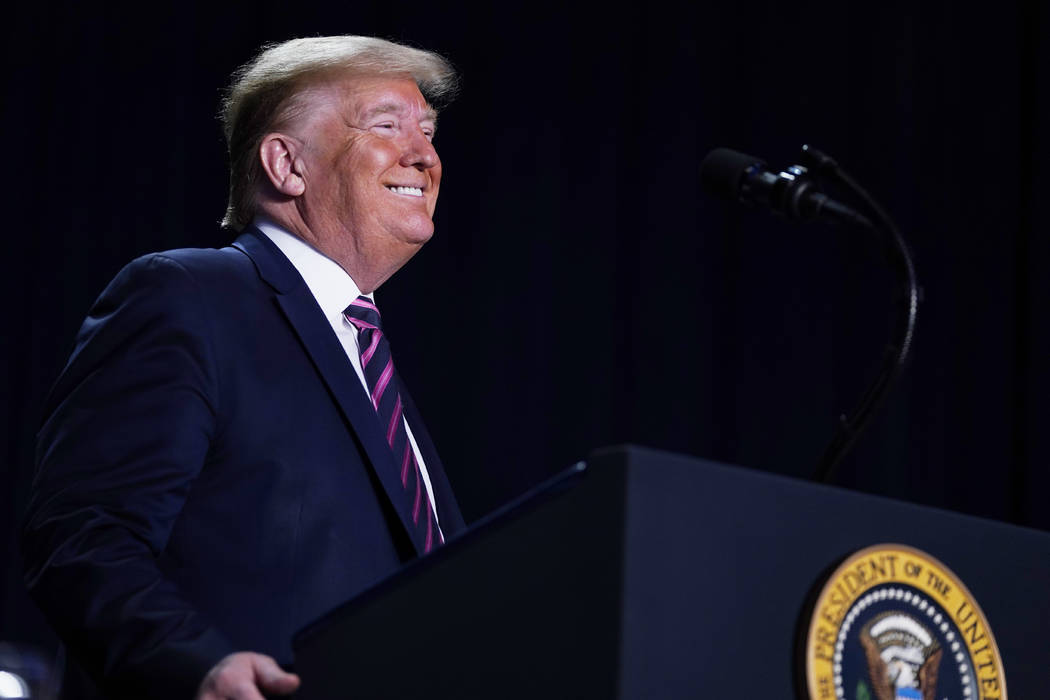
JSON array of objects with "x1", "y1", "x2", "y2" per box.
[{"x1": 3, "y1": 0, "x2": 1047, "y2": 654}]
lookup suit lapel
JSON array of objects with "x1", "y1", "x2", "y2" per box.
[{"x1": 233, "y1": 228, "x2": 427, "y2": 557}]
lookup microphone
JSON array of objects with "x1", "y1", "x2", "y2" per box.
[{"x1": 700, "y1": 147, "x2": 871, "y2": 227}]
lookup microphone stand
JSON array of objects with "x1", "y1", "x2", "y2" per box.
[{"x1": 801, "y1": 145, "x2": 920, "y2": 483}]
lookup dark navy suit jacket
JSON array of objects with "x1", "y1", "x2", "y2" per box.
[{"x1": 22, "y1": 228, "x2": 465, "y2": 698}]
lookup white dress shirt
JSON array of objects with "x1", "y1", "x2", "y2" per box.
[{"x1": 254, "y1": 216, "x2": 441, "y2": 524}]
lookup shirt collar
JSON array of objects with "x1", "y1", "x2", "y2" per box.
[{"x1": 253, "y1": 215, "x2": 374, "y2": 319}]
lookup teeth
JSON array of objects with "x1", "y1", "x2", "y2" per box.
[{"x1": 388, "y1": 186, "x2": 423, "y2": 197}]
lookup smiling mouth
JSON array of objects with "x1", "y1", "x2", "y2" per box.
[{"x1": 386, "y1": 185, "x2": 423, "y2": 197}]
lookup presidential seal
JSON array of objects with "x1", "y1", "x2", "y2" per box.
[{"x1": 803, "y1": 544, "x2": 1006, "y2": 700}]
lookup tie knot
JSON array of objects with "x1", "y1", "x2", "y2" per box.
[{"x1": 343, "y1": 295, "x2": 383, "y2": 332}]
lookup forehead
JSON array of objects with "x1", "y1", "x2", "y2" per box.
[{"x1": 324, "y1": 74, "x2": 437, "y2": 122}]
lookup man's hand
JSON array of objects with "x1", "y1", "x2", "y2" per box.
[{"x1": 196, "y1": 652, "x2": 301, "y2": 699}]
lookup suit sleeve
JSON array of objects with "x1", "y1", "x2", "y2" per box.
[{"x1": 22, "y1": 253, "x2": 236, "y2": 698}]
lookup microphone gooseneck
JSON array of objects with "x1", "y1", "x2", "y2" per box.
[{"x1": 700, "y1": 145, "x2": 919, "y2": 484}]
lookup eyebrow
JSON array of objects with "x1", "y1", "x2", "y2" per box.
[{"x1": 362, "y1": 102, "x2": 439, "y2": 125}]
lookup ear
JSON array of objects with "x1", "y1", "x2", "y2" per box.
[{"x1": 259, "y1": 133, "x2": 306, "y2": 197}]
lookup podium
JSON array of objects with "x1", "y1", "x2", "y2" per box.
[{"x1": 293, "y1": 446, "x2": 1050, "y2": 697}]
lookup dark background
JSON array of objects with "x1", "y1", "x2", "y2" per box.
[{"x1": 3, "y1": 0, "x2": 1047, "y2": 656}]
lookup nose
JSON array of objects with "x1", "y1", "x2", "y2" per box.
[{"x1": 399, "y1": 127, "x2": 439, "y2": 171}]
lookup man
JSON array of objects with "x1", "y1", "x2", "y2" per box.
[{"x1": 22, "y1": 36, "x2": 465, "y2": 699}]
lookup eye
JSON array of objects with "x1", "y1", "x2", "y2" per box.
[{"x1": 372, "y1": 122, "x2": 397, "y2": 134}]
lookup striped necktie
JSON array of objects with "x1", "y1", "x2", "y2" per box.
[{"x1": 343, "y1": 295, "x2": 443, "y2": 553}]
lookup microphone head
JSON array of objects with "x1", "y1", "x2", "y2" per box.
[{"x1": 700, "y1": 147, "x2": 766, "y2": 201}]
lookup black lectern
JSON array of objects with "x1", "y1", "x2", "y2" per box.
[{"x1": 293, "y1": 446, "x2": 1050, "y2": 698}]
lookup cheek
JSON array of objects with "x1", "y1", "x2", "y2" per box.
[
  {"x1": 341, "y1": 137, "x2": 396, "y2": 182},
  {"x1": 338, "y1": 154, "x2": 385, "y2": 209}
]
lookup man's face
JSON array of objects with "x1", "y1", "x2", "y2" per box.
[{"x1": 290, "y1": 73, "x2": 442, "y2": 288}]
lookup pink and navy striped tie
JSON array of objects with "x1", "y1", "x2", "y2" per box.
[{"x1": 343, "y1": 295, "x2": 443, "y2": 553}]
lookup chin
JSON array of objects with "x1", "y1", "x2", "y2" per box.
[{"x1": 400, "y1": 220, "x2": 436, "y2": 245}]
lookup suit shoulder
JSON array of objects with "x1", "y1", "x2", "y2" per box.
[
  {"x1": 90, "y1": 246, "x2": 266, "y2": 315},
  {"x1": 76, "y1": 244, "x2": 258, "y2": 357},
  {"x1": 120, "y1": 244, "x2": 254, "y2": 288}
]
